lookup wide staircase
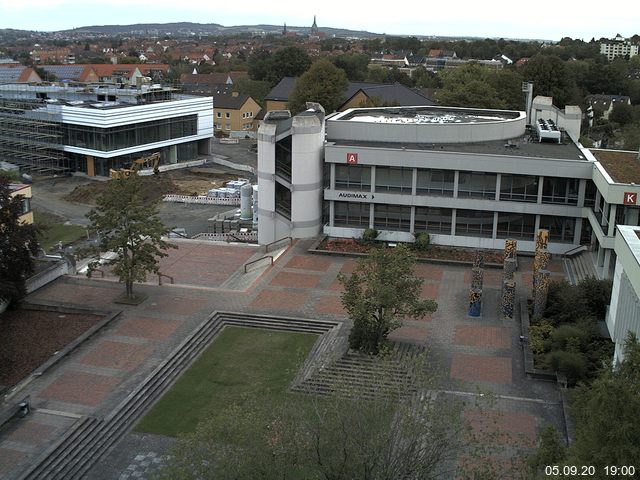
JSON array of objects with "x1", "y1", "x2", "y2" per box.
[
  {"x1": 291, "y1": 342, "x2": 427, "y2": 400},
  {"x1": 563, "y1": 250, "x2": 598, "y2": 286},
  {"x1": 16, "y1": 312, "x2": 338, "y2": 480}
]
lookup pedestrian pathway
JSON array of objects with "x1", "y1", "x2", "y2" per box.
[{"x1": 0, "y1": 239, "x2": 567, "y2": 479}]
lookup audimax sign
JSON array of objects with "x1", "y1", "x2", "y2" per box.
[{"x1": 337, "y1": 192, "x2": 374, "y2": 200}]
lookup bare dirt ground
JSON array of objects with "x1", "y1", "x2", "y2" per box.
[
  {"x1": 0, "y1": 309, "x2": 105, "y2": 389},
  {"x1": 63, "y1": 169, "x2": 240, "y2": 206}
]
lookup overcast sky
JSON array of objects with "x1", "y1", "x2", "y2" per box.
[{"x1": 1, "y1": 0, "x2": 638, "y2": 41}]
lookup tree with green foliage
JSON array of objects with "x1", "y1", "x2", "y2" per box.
[
  {"x1": 436, "y1": 63, "x2": 524, "y2": 109},
  {"x1": 0, "y1": 176, "x2": 38, "y2": 308},
  {"x1": 248, "y1": 46, "x2": 311, "y2": 85},
  {"x1": 232, "y1": 77, "x2": 271, "y2": 106},
  {"x1": 529, "y1": 333, "x2": 640, "y2": 477},
  {"x1": 339, "y1": 245, "x2": 437, "y2": 354},
  {"x1": 332, "y1": 53, "x2": 370, "y2": 81},
  {"x1": 82, "y1": 175, "x2": 174, "y2": 299},
  {"x1": 288, "y1": 59, "x2": 348, "y2": 114},
  {"x1": 567, "y1": 333, "x2": 640, "y2": 468},
  {"x1": 522, "y1": 55, "x2": 575, "y2": 107}
]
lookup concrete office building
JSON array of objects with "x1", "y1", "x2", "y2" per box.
[
  {"x1": 0, "y1": 83, "x2": 213, "y2": 176},
  {"x1": 257, "y1": 101, "x2": 640, "y2": 279},
  {"x1": 607, "y1": 225, "x2": 640, "y2": 362}
]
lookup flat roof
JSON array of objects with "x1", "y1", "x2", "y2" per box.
[
  {"x1": 330, "y1": 135, "x2": 587, "y2": 161},
  {"x1": 590, "y1": 149, "x2": 640, "y2": 184},
  {"x1": 333, "y1": 105, "x2": 522, "y2": 124}
]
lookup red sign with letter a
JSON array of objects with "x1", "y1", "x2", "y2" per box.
[
  {"x1": 624, "y1": 192, "x2": 637, "y2": 205},
  {"x1": 347, "y1": 153, "x2": 358, "y2": 165}
]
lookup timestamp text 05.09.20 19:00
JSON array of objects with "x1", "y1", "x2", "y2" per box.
[{"x1": 545, "y1": 466, "x2": 637, "y2": 476}]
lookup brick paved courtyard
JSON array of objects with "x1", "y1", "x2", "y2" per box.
[{"x1": 0, "y1": 239, "x2": 568, "y2": 479}]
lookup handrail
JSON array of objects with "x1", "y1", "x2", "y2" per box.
[
  {"x1": 562, "y1": 245, "x2": 587, "y2": 257},
  {"x1": 244, "y1": 255, "x2": 273, "y2": 273},
  {"x1": 264, "y1": 236, "x2": 292, "y2": 253},
  {"x1": 158, "y1": 272, "x2": 174, "y2": 285}
]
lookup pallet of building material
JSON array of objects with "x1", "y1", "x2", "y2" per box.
[{"x1": 162, "y1": 194, "x2": 240, "y2": 206}]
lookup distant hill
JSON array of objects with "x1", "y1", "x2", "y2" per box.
[{"x1": 60, "y1": 22, "x2": 380, "y2": 38}]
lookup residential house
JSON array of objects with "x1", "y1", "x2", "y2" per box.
[
  {"x1": 586, "y1": 94, "x2": 632, "y2": 120},
  {"x1": 8, "y1": 183, "x2": 33, "y2": 225},
  {"x1": 600, "y1": 34, "x2": 639, "y2": 61},
  {"x1": 213, "y1": 92, "x2": 261, "y2": 138},
  {"x1": 0, "y1": 65, "x2": 42, "y2": 83},
  {"x1": 263, "y1": 77, "x2": 435, "y2": 113}
]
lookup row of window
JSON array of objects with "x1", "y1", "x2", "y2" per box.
[
  {"x1": 334, "y1": 165, "x2": 582, "y2": 205},
  {"x1": 333, "y1": 202, "x2": 576, "y2": 242},
  {"x1": 63, "y1": 115, "x2": 197, "y2": 152},
  {"x1": 215, "y1": 111, "x2": 255, "y2": 119}
]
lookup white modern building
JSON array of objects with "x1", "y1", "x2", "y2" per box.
[
  {"x1": 606, "y1": 225, "x2": 640, "y2": 363},
  {"x1": 0, "y1": 83, "x2": 213, "y2": 176},
  {"x1": 257, "y1": 101, "x2": 640, "y2": 279},
  {"x1": 600, "y1": 35, "x2": 639, "y2": 61}
]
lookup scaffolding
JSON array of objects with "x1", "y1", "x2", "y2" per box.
[{"x1": 0, "y1": 86, "x2": 66, "y2": 174}]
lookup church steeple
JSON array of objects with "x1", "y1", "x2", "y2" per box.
[
  {"x1": 311, "y1": 15, "x2": 318, "y2": 37},
  {"x1": 283, "y1": 22, "x2": 287, "y2": 35},
  {"x1": 312, "y1": 15, "x2": 317, "y2": 28}
]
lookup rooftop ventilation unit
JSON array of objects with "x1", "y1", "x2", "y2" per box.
[{"x1": 535, "y1": 118, "x2": 561, "y2": 143}]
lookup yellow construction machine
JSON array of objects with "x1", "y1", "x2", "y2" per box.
[{"x1": 109, "y1": 152, "x2": 161, "y2": 179}]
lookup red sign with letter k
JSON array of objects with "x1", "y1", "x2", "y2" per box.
[{"x1": 624, "y1": 192, "x2": 637, "y2": 205}]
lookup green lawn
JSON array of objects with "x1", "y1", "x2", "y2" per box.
[
  {"x1": 33, "y1": 209, "x2": 87, "y2": 251},
  {"x1": 135, "y1": 326, "x2": 318, "y2": 437}
]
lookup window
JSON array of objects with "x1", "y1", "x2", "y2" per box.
[
  {"x1": 225, "y1": 123, "x2": 231, "y2": 130},
  {"x1": 216, "y1": 112, "x2": 222, "y2": 118},
  {"x1": 500, "y1": 175, "x2": 539, "y2": 203},
  {"x1": 455, "y1": 209, "x2": 494, "y2": 237},
  {"x1": 584, "y1": 180, "x2": 597, "y2": 207},
  {"x1": 414, "y1": 207, "x2": 452, "y2": 234},
  {"x1": 216, "y1": 123, "x2": 222, "y2": 130},
  {"x1": 496, "y1": 213, "x2": 536, "y2": 240},
  {"x1": 542, "y1": 177, "x2": 579, "y2": 205},
  {"x1": 458, "y1": 171, "x2": 497, "y2": 199},
  {"x1": 335, "y1": 165, "x2": 371, "y2": 190},
  {"x1": 334, "y1": 201, "x2": 369, "y2": 228},
  {"x1": 249, "y1": 111, "x2": 254, "y2": 117},
  {"x1": 225, "y1": 112, "x2": 230, "y2": 119},
  {"x1": 539, "y1": 215, "x2": 575, "y2": 243},
  {"x1": 63, "y1": 115, "x2": 197, "y2": 152},
  {"x1": 275, "y1": 136, "x2": 292, "y2": 181},
  {"x1": 375, "y1": 167, "x2": 413, "y2": 194},
  {"x1": 416, "y1": 169, "x2": 454, "y2": 196},
  {"x1": 374, "y1": 204, "x2": 411, "y2": 231},
  {"x1": 275, "y1": 182, "x2": 291, "y2": 220}
]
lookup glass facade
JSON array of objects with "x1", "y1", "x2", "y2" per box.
[
  {"x1": 542, "y1": 177, "x2": 579, "y2": 205},
  {"x1": 500, "y1": 174, "x2": 539, "y2": 203},
  {"x1": 375, "y1": 167, "x2": 413, "y2": 194},
  {"x1": 374, "y1": 204, "x2": 411, "y2": 231},
  {"x1": 458, "y1": 171, "x2": 497, "y2": 199},
  {"x1": 416, "y1": 169, "x2": 454, "y2": 196},
  {"x1": 496, "y1": 213, "x2": 536, "y2": 240},
  {"x1": 275, "y1": 136, "x2": 292, "y2": 182},
  {"x1": 63, "y1": 115, "x2": 197, "y2": 152},
  {"x1": 335, "y1": 165, "x2": 371, "y2": 191},
  {"x1": 539, "y1": 215, "x2": 575, "y2": 243},
  {"x1": 455, "y1": 209, "x2": 494, "y2": 237},
  {"x1": 275, "y1": 182, "x2": 291, "y2": 219},
  {"x1": 334, "y1": 201, "x2": 369, "y2": 228},
  {"x1": 414, "y1": 207, "x2": 452, "y2": 234}
]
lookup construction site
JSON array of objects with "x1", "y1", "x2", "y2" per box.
[{"x1": 0, "y1": 92, "x2": 66, "y2": 175}]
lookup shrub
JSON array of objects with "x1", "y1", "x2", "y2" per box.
[
  {"x1": 578, "y1": 276, "x2": 612, "y2": 320},
  {"x1": 547, "y1": 350, "x2": 588, "y2": 385},
  {"x1": 550, "y1": 324, "x2": 590, "y2": 352},
  {"x1": 413, "y1": 232, "x2": 430, "y2": 252},
  {"x1": 544, "y1": 280, "x2": 593, "y2": 324},
  {"x1": 361, "y1": 228, "x2": 379, "y2": 244},
  {"x1": 529, "y1": 319, "x2": 555, "y2": 355}
]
